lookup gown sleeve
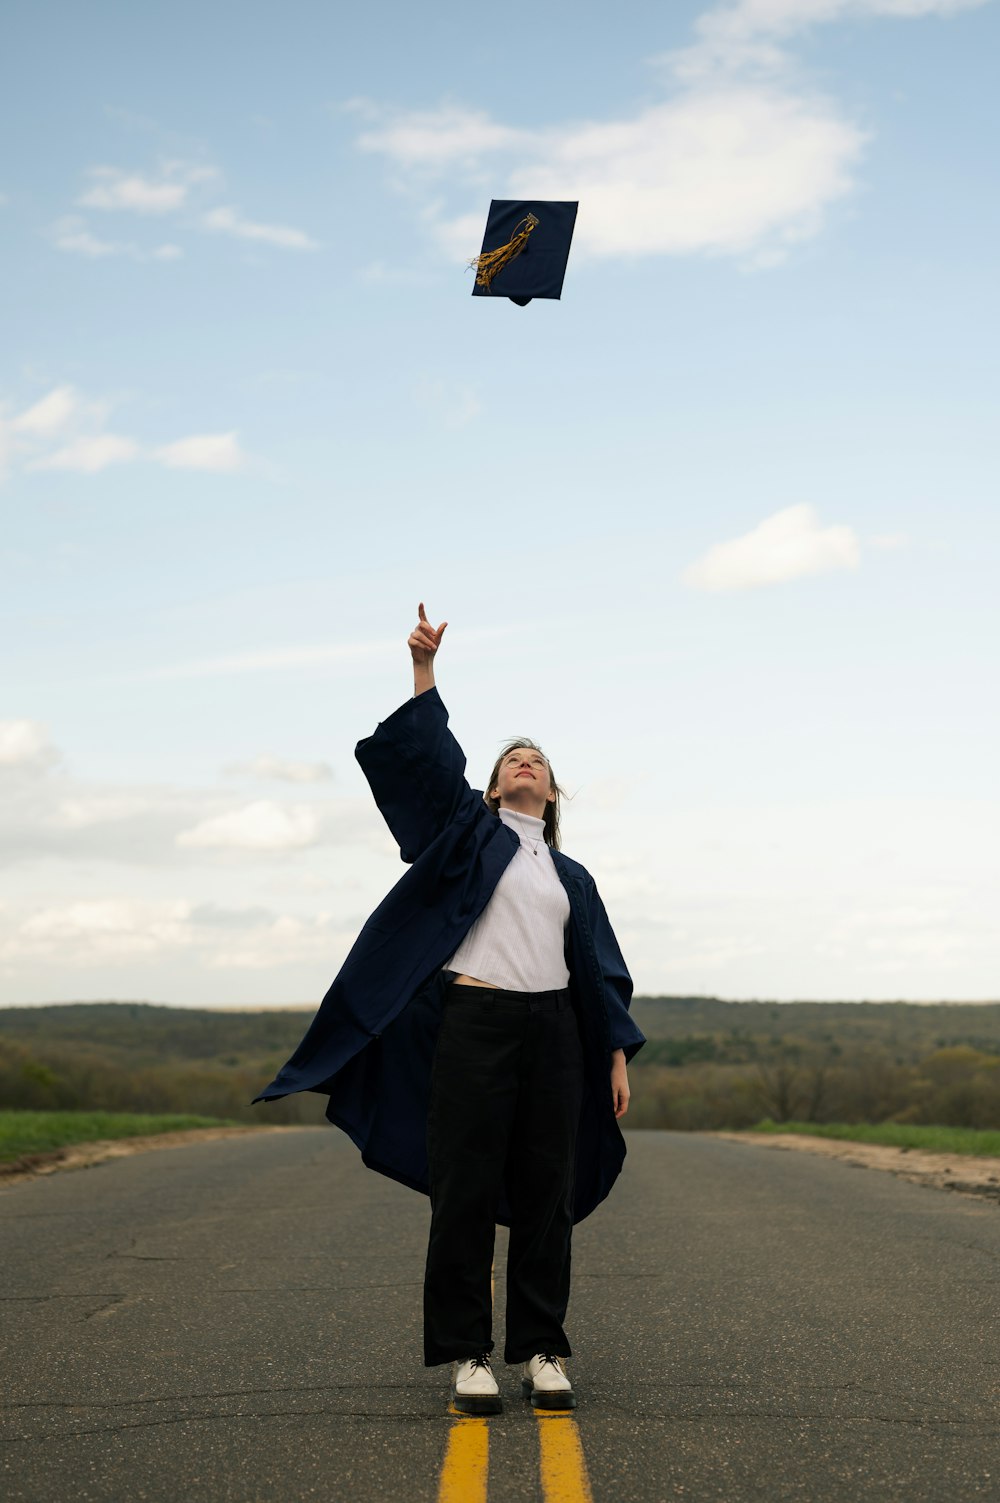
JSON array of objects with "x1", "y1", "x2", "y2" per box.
[
  {"x1": 589, "y1": 883, "x2": 645, "y2": 1061},
  {"x1": 355, "y1": 686, "x2": 483, "y2": 863}
]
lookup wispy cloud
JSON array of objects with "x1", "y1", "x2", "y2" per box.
[
  {"x1": 51, "y1": 214, "x2": 183, "y2": 262},
  {"x1": 4, "y1": 899, "x2": 195, "y2": 961},
  {"x1": 152, "y1": 432, "x2": 246, "y2": 472},
  {"x1": 30, "y1": 434, "x2": 140, "y2": 473},
  {"x1": 684, "y1": 504, "x2": 861, "y2": 591},
  {"x1": 76, "y1": 161, "x2": 218, "y2": 214},
  {"x1": 11, "y1": 386, "x2": 81, "y2": 437},
  {"x1": 58, "y1": 158, "x2": 315, "y2": 260},
  {"x1": 353, "y1": 103, "x2": 525, "y2": 168},
  {"x1": 224, "y1": 756, "x2": 335, "y2": 784},
  {"x1": 177, "y1": 801, "x2": 327, "y2": 852},
  {"x1": 129, "y1": 625, "x2": 515, "y2": 683},
  {"x1": 51, "y1": 215, "x2": 135, "y2": 258},
  {"x1": 671, "y1": 0, "x2": 991, "y2": 78},
  {"x1": 139, "y1": 639, "x2": 399, "y2": 682},
  {"x1": 357, "y1": 94, "x2": 863, "y2": 266},
  {"x1": 0, "y1": 722, "x2": 372, "y2": 872},
  {"x1": 203, "y1": 205, "x2": 319, "y2": 250},
  {"x1": 4, "y1": 383, "x2": 247, "y2": 479},
  {"x1": 352, "y1": 0, "x2": 984, "y2": 267},
  {"x1": 0, "y1": 896, "x2": 361, "y2": 971}
]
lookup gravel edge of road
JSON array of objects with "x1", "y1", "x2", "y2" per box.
[
  {"x1": 716, "y1": 1129, "x2": 1000, "y2": 1203},
  {"x1": 0, "y1": 1124, "x2": 317, "y2": 1187}
]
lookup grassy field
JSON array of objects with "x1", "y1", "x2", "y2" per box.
[
  {"x1": 751, "y1": 1120, "x2": 1000, "y2": 1156},
  {"x1": 0, "y1": 1109, "x2": 247, "y2": 1164}
]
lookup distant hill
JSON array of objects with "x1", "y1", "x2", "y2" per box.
[
  {"x1": 0, "y1": 1001, "x2": 313, "y2": 1069},
  {"x1": 629, "y1": 996, "x2": 1000, "y2": 1065},
  {"x1": 0, "y1": 1002, "x2": 320, "y2": 1126},
  {"x1": 3, "y1": 998, "x2": 1000, "y2": 1131}
]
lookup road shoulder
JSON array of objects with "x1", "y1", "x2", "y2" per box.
[
  {"x1": 0, "y1": 1124, "x2": 312, "y2": 1187},
  {"x1": 716, "y1": 1129, "x2": 1000, "y2": 1202}
]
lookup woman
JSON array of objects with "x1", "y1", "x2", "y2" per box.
[{"x1": 254, "y1": 605, "x2": 644, "y2": 1415}]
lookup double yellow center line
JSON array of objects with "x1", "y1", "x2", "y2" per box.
[{"x1": 437, "y1": 1408, "x2": 594, "y2": 1503}]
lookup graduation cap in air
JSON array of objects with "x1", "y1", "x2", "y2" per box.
[{"x1": 469, "y1": 199, "x2": 578, "y2": 306}]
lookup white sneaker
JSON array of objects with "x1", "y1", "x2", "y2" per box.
[
  {"x1": 451, "y1": 1353, "x2": 502, "y2": 1415},
  {"x1": 521, "y1": 1352, "x2": 576, "y2": 1409}
]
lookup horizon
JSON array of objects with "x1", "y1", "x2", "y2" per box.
[{"x1": 3, "y1": 995, "x2": 1000, "y2": 1013}]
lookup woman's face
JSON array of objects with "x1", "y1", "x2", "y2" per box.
[{"x1": 490, "y1": 747, "x2": 555, "y2": 812}]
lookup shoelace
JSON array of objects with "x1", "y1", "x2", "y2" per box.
[
  {"x1": 537, "y1": 1354, "x2": 563, "y2": 1371},
  {"x1": 467, "y1": 1353, "x2": 492, "y2": 1373}
]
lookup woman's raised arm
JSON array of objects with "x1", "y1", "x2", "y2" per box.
[{"x1": 409, "y1": 602, "x2": 448, "y2": 697}]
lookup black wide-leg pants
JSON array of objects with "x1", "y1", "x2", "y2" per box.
[{"x1": 423, "y1": 981, "x2": 585, "y2": 1367}]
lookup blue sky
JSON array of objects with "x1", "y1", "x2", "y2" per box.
[{"x1": 1, "y1": 0, "x2": 997, "y2": 1005}]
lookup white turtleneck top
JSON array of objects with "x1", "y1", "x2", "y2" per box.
[{"x1": 446, "y1": 807, "x2": 571, "y2": 991}]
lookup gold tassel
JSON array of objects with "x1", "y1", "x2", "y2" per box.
[{"x1": 470, "y1": 213, "x2": 539, "y2": 292}]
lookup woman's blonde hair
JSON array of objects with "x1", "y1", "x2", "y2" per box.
[{"x1": 484, "y1": 739, "x2": 564, "y2": 850}]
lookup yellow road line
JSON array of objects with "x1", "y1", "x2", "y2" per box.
[
  {"x1": 536, "y1": 1412, "x2": 594, "y2": 1503},
  {"x1": 437, "y1": 1260, "x2": 494, "y2": 1503},
  {"x1": 437, "y1": 1414, "x2": 489, "y2": 1503}
]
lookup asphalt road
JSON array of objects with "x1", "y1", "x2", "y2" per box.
[{"x1": 3, "y1": 1128, "x2": 1000, "y2": 1503}]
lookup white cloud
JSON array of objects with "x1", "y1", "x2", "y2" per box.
[
  {"x1": 203, "y1": 205, "x2": 318, "y2": 250},
  {"x1": 30, "y1": 434, "x2": 140, "y2": 473},
  {"x1": 356, "y1": 104, "x2": 526, "y2": 168},
  {"x1": 3, "y1": 385, "x2": 250, "y2": 481},
  {"x1": 683, "y1": 503, "x2": 860, "y2": 591},
  {"x1": 355, "y1": 0, "x2": 985, "y2": 266},
  {"x1": 11, "y1": 386, "x2": 79, "y2": 437},
  {"x1": 58, "y1": 159, "x2": 314, "y2": 263},
  {"x1": 359, "y1": 93, "x2": 863, "y2": 264},
  {"x1": 176, "y1": 801, "x2": 326, "y2": 851},
  {"x1": 46, "y1": 794, "x2": 160, "y2": 831},
  {"x1": 51, "y1": 215, "x2": 187, "y2": 263},
  {"x1": 208, "y1": 911, "x2": 350, "y2": 970},
  {"x1": 0, "y1": 721, "x2": 58, "y2": 770},
  {"x1": 0, "y1": 896, "x2": 360, "y2": 973},
  {"x1": 152, "y1": 431, "x2": 245, "y2": 472},
  {"x1": 667, "y1": 0, "x2": 991, "y2": 79},
  {"x1": 3, "y1": 900, "x2": 194, "y2": 962},
  {"x1": 691, "y1": 0, "x2": 987, "y2": 45},
  {"x1": 0, "y1": 730, "x2": 371, "y2": 870},
  {"x1": 5, "y1": 385, "x2": 113, "y2": 479},
  {"x1": 224, "y1": 756, "x2": 335, "y2": 784},
  {"x1": 78, "y1": 166, "x2": 192, "y2": 214},
  {"x1": 51, "y1": 215, "x2": 135, "y2": 258}
]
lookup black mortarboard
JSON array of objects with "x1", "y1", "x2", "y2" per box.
[{"x1": 470, "y1": 199, "x2": 578, "y2": 307}]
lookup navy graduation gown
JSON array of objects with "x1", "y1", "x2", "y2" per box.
[{"x1": 253, "y1": 687, "x2": 645, "y2": 1225}]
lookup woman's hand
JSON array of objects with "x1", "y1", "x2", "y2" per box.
[
  {"x1": 409, "y1": 602, "x2": 448, "y2": 695},
  {"x1": 611, "y1": 1048, "x2": 630, "y2": 1119}
]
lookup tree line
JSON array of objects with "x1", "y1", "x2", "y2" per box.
[{"x1": 2, "y1": 998, "x2": 1000, "y2": 1131}]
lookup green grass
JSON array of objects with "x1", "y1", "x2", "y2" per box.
[
  {"x1": 751, "y1": 1120, "x2": 1000, "y2": 1156},
  {"x1": 0, "y1": 1109, "x2": 247, "y2": 1164}
]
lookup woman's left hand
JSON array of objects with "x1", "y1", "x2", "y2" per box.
[{"x1": 611, "y1": 1049, "x2": 630, "y2": 1119}]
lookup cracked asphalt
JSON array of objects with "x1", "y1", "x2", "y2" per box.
[{"x1": 2, "y1": 1128, "x2": 1000, "y2": 1502}]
